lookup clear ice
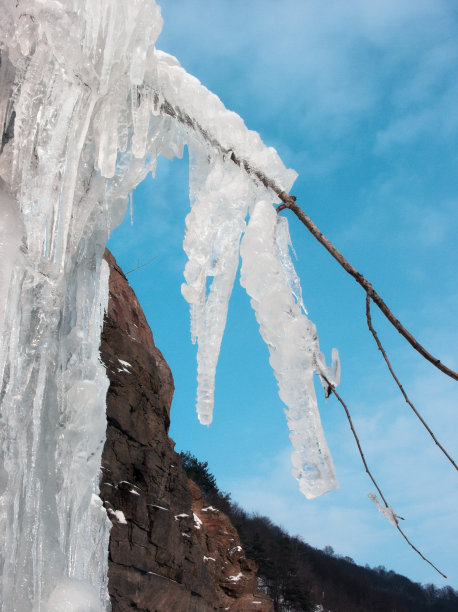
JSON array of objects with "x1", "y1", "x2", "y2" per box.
[
  {"x1": 240, "y1": 202, "x2": 339, "y2": 499},
  {"x1": 182, "y1": 150, "x2": 256, "y2": 425},
  {"x1": 368, "y1": 493, "x2": 399, "y2": 527},
  {"x1": 0, "y1": 0, "x2": 339, "y2": 608}
]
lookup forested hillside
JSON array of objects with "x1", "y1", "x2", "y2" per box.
[{"x1": 180, "y1": 451, "x2": 458, "y2": 612}]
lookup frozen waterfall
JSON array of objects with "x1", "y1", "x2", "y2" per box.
[{"x1": 0, "y1": 0, "x2": 339, "y2": 609}]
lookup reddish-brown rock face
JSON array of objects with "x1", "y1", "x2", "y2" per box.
[
  {"x1": 188, "y1": 480, "x2": 273, "y2": 612},
  {"x1": 100, "y1": 251, "x2": 272, "y2": 612}
]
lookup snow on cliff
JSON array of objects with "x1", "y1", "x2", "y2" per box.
[{"x1": 0, "y1": 1, "x2": 339, "y2": 608}]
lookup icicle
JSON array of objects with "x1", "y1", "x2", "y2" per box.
[
  {"x1": 182, "y1": 148, "x2": 253, "y2": 424},
  {"x1": 275, "y1": 216, "x2": 340, "y2": 394},
  {"x1": 275, "y1": 215, "x2": 307, "y2": 314},
  {"x1": 240, "y1": 201, "x2": 339, "y2": 499},
  {"x1": 0, "y1": 1, "x2": 167, "y2": 608}
]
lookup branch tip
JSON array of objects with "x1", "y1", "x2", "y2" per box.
[
  {"x1": 281, "y1": 196, "x2": 457, "y2": 381},
  {"x1": 366, "y1": 296, "x2": 458, "y2": 472}
]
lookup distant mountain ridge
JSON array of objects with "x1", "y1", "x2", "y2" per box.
[{"x1": 180, "y1": 451, "x2": 458, "y2": 612}]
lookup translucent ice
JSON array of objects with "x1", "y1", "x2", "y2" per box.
[
  {"x1": 275, "y1": 215, "x2": 307, "y2": 314},
  {"x1": 181, "y1": 150, "x2": 255, "y2": 424},
  {"x1": 46, "y1": 579, "x2": 102, "y2": 612},
  {"x1": 0, "y1": 1, "x2": 169, "y2": 608},
  {"x1": 240, "y1": 201, "x2": 339, "y2": 498},
  {"x1": 368, "y1": 493, "x2": 399, "y2": 527},
  {"x1": 0, "y1": 188, "x2": 24, "y2": 339}
]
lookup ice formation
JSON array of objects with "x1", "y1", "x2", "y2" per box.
[
  {"x1": 182, "y1": 152, "x2": 257, "y2": 424},
  {"x1": 0, "y1": 0, "x2": 339, "y2": 608},
  {"x1": 240, "y1": 202, "x2": 339, "y2": 499},
  {"x1": 368, "y1": 493, "x2": 399, "y2": 527}
]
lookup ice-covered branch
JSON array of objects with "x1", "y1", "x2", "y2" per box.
[
  {"x1": 138, "y1": 57, "x2": 458, "y2": 383},
  {"x1": 276, "y1": 198, "x2": 457, "y2": 382},
  {"x1": 153, "y1": 57, "x2": 456, "y2": 383}
]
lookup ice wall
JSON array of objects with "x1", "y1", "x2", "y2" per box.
[
  {"x1": 0, "y1": 0, "x2": 339, "y2": 608},
  {"x1": 0, "y1": 2, "x2": 168, "y2": 609}
]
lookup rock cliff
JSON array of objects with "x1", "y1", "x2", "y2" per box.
[{"x1": 99, "y1": 251, "x2": 272, "y2": 612}]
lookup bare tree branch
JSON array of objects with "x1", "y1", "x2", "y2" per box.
[
  {"x1": 395, "y1": 523, "x2": 447, "y2": 580},
  {"x1": 277, "y1": 195, "x2": 458, "y2": 382},
  {"x1": 366, "y1": 295, "x2": 458, "y2": 471},
  {"x1": 125, "y1": 255, "x2": 158, "y2": 275},
  {"x1": 159, "y1": 96, "x2": 452, "y2": 578},
  {"x1": 321, "y1": 374, "x2": 447, "y2": 579}
]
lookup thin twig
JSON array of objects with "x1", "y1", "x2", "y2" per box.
[
  {"x1": 276, "y1": 195, "x2": 458, "y2": 382},
  {"x1": 324, "y1": 378, "x2": 388, "y2": 506},
  {"x1": 322, "y1": 374, "x2": 447, "y2": 578},
  {"x1": 366, "y1": 295, "x2": 458, "y2": 471},
  {"x1": 396, "y1": 524, "x2": 446, "y2": 579},
  {"x1": 125, "y1": 255, "x2": 158, "y2": 275}
]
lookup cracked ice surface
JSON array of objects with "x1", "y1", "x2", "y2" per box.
[{"x1": 0, "y1": 0, "x2": 338, "y2": 608}]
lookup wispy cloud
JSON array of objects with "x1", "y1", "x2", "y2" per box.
[{"x1": 159, "y1": 0, "x2": 458, "y2": 165}]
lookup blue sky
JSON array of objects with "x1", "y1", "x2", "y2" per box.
[{"x1": 108, "y1": 0, "x2": 458, "y2": 590}]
